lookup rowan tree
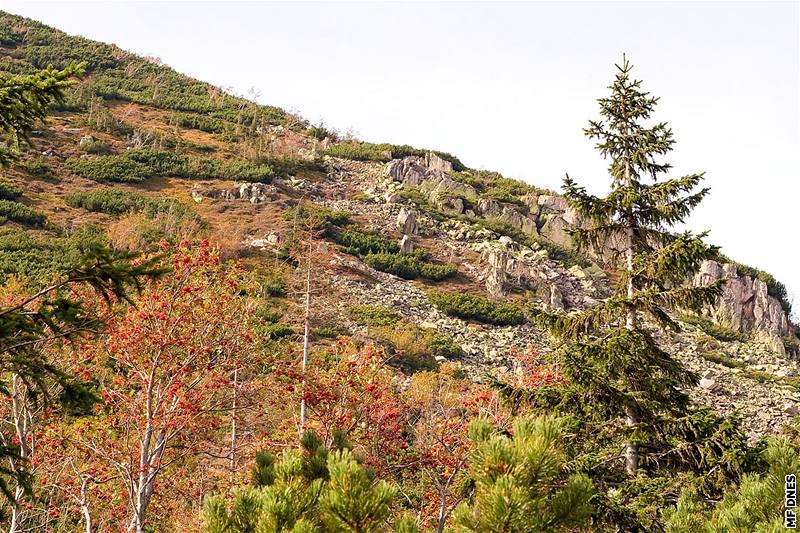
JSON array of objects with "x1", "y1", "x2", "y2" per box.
[
  {"x1": 404, "y1": 364, "x2": 509, "y2": 533},
  {"x1": 52, "y1": 240, "x2": 259, "y2": 533},
  {"x1": 275, "y1": 340, "x2": 409, "y2": 478}
]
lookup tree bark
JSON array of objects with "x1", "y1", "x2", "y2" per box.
[
  {"x1": 299, "y1": 243, "x2": 312, "y2": 437},
  {"x1": 8, "y1": 375, "x2": 30, "y2": 533},
  {"x1": 621, "y1": 91, "x2": 640, "y2": 477}
]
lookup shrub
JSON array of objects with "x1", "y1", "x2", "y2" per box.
[
  {"x1": 364, "y1": 252, "x2": 420, "y2": 280},
  {"x1": 680, "y1": 313, "x2": 746, "y2": 343},
  {"x1": 330, "y1": 229, "x2": 399, "y2": 256},
  {"x1": 348, "y1": 305, "x2": 401, "y2": 327},
  {"x1": 428, "y1": 291, "x2": 525, "y2": 326},
  {"x1": 0, "y1": 180, "x2": 23, "y2": 200},
  {"x1": 220, "y1": 159, "x2": 276, "y2": 183},
  {"x1": 256, "y1": 304, "x2": 284, "y2": 324},
  {"x1": 173, "y1": 112, "x2": 226, "y2": 133},
  {"x1": 314, "y1": 325, "x2": 351, "y2": 339},
  {"x1": 64, "y1": 148, "x2": 280, "y2": 184},
  {"x1": 0, "y1": 226, "x2": 106, "y2": 287},
  {"x1": 283, "y1": 205, "x2": 350, "y2": 233},
  {"x1": 0, "y1": 200, "x2": 47, "y2": 227},
  {"x1": 323, "y1": 141, "x2": 465, "y2": 170},
  {"x1": 66, "y1": 188, "x2": 148, "y2": 214},
  {"x1": 65, "y1": 156, "x2": 149, "y2": 183},
  {"x1": 533, "y1": 237, "x2": 591, "y2": 269},
  {"x1": 371, "y1": 322, "x2": 439, "y2": 373},
  {"x1": 364, "y1": 252, "x2": 458, "y2": 282},
  {"x1": 260, "y1": 155, "x2": 326, "y2": 175},
  {"x1": 419, "y1": 262, "x2": 459, "y2": 281},
  {"x1": 19, "y1": 158, "x2": 56, "y2": 181},
  {"x1": 125, "y1": 149, "x2": 188, "y2": 174},
  {"x1": 66, "y1": 189, "x2": 200, "y2": 224},
  {"x1": 323, "y1": 141, "x2": 392, "y2": 162},
  {"x1": 260, "y1": 273, "x2": 288, "y2": 298},
  {"x1": 260, "y1": 322, "x2": 294, "y2": 340},
  {"x1": 428, "y1": 332, "x2": 463, "y2": 359},
  {"x1": 483, "y1": 176, "x2": 538, "y2": 205}
]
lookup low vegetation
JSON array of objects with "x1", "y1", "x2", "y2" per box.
[
  {"x1": 65, "y1": 149, "x2": 277, "y2": 183},
  {"x1": 0, "y1": 180, "x2": 22, "y2": 201},
  {"x1": 429, "y1": 290, "x2": 526, "y2": 326},
  {"x1": 78, "y1": 138, "x2": 112, "y2": 154},
  {"x1": 680, "y1": 313, "x2": 747, "y2": 343},
  {"x1": 323, "y1": 140, "x2": 465, "y2": 170},
  {"x1": 329, "y1": 227, "x2": 400, "y2": 256},
  {"x1": 348, "y1": 305, "x2": 401, "y2": 327},
  {"x1": 364, "y1": 252, "x2": 458, "y2": 282},
  {"x1": 66, "y1": 188, "x2": 201, "y2": 223},
  {"x1": 18, "y1": 158, "x2": 57, "y2": 180},
  {"x1": 0, "y1": 199, "x2": 47, "y2": 227},
  {"x1": 0, "y1": 226, "x2": 106, "y2": 286}
]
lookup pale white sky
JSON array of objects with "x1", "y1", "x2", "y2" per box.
[{"x1": 3, "y1": 1, "x2": 799, "y2": 313}]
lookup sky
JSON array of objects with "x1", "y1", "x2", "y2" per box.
[{"x1": 3, "y1": 1, "x2": 799, "y2": 314}]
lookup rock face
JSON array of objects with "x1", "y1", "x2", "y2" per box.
[
  {"x1": 399, "y1": 234, "x2": 413, "y2": 254},
  {"x1": 342, "y1": 154, "x2": 798, "y2": 346},
  {"x1": 693, "y1": 260, "x2": 791, "y2": 340},
  {"x1": 485, "y1": 249, "x2": 509, "y2": 298},
  {"x1": 396, "y1": 207, "x2": 417, "y2": 235}
]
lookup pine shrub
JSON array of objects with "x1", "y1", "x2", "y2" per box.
[
  {"x1": 349, "y1": 305, "x2": 401, "y2": 327},
  {"x1": 0, "y1": 180, "x2": 23, "y2": 200},
  {"x1": 19, "y1": 158, "x2": 56, "y2": 181},
  {"x1": 0, "y1": 199, "x2": 47, "y2": 227},
  {"x1": 429, "y1": 291, "x2": 525, "y2": 326}
]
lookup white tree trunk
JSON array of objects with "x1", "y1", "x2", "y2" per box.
[{"x1": 299, "y1": 248, "x2": 312, "y2": 437}]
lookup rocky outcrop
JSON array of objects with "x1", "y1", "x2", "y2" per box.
[
  {"x1": 191, "y1": 182, "x2": 277, "y2": 204},
  {"x1": 388, "y1": 155, "x2": 478, "y2": 215},
  {"x1": 476, "y1": 199, "x2": 538, "y2": 238},
  {"x1": 424, "y1": 152, "x2": 454, "y2": 174},
  {"x1": 345, "y1": 155, "x2": 796, "y2": 350},
  {"x1": 693, "y1": 260, "x2": 792, "y2": 341},
  {"x1": 396, "y1": 207, "x2": 417, "y2": 235},
  {"x1": 399, "y1": 234, "x2": 413, "y2": 254}
]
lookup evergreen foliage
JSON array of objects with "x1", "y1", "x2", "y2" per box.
[
  {"x1": 0, "y1": 180, "x2": 22, "y2": 201},
  {"x1": 429, "y1": 291, "x2": 525, "y2": 326},
  {"x1": 330, "y1": 229, "x2": 400, "y2": 256},
  {"x1": 364, "y1": 253, "x2": 458, "y2": 282},
  {"x1": 203, "y1": 431, "x2": 404, "y2": 533},
  {"x1": 323, "y1": 141, "x2": 465, "y2": 170},
  {"x1": 665, "y1": 438, "x2": 800, "y2": 532},
  {"x1": 18, "y1": 158, "x2": 56, "y2": 181},
  {"x1": 349, "y1": 305, "x2": 401, "y2": 327},
  {"x1": 453, "y1": 415, "x2": 593, "y2": 532},
  {"x1": 0, "y1": 199, "x2": 47, "y2": 227},
  {"x1": 539, "y1": 56, "x2": 723, "y2": 474},
  {"x1": 525, "y1": 57, "x2": 763, "y2": 529},
  {"x1": 0, "y1": 62, "x2": 82, "y2": 166},
  {"x1": 65, "y1": 149, "x2": 277, "y2": 183}
]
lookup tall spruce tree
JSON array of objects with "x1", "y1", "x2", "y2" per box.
[{"x1": 541, "y1": 56, "x2": 724, "y2": 477}]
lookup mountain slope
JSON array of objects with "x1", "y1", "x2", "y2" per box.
[{"x1": 0, "y1": 8, "x2": 798, "y2": 445}]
